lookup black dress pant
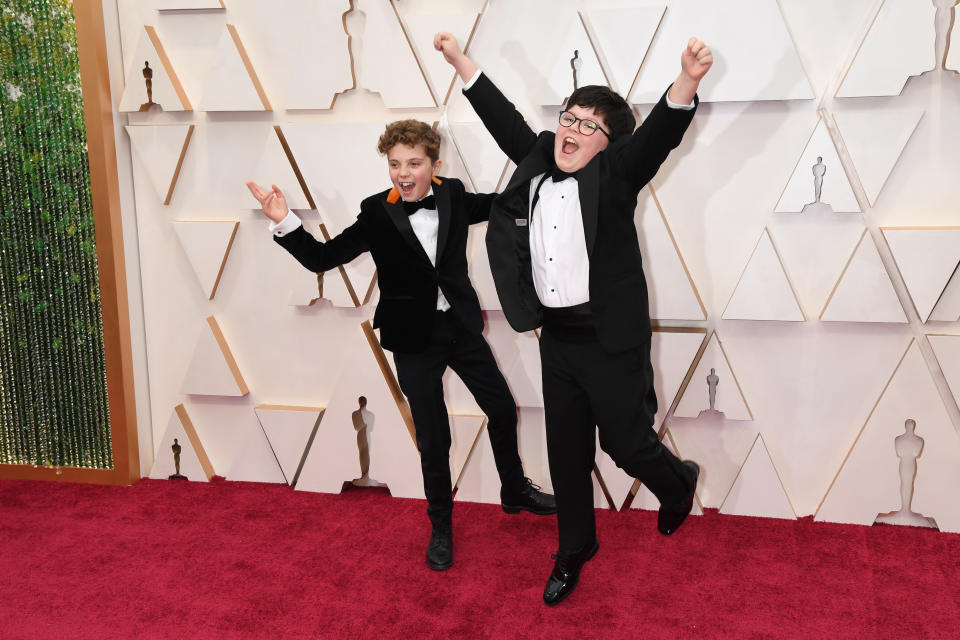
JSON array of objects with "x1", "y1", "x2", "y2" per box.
[
  {"x1": 540, "y1": 304, "x2": 691, "y2": 553},
  {"x1": 394, "y1": 310, "x2": 524, "y2": 527}
]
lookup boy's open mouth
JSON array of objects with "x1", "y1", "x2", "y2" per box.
[
  {"x1": 399, "y1": 181, "x2": 416, "y2": 197},
  {"x1": 561, "y1": 136, "x2": 579, "y2": 155}
]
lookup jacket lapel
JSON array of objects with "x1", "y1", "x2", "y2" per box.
[
  {"x1": 578, "y1": 156, "x2": 599, "y2": 256},
  {"x1": 382, "y1": 187, "x2": 432, "y2": 264},
  {"x1": 501, "y1": 133, "x2": 554, "y2": 215},
  {"x1": 434, "y1": 177, "x2": 451, "y2": 262}
]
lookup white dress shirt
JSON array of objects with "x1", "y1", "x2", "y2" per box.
[{"x1": 269, "y1": 189, "x2": 450, "y2": 311}]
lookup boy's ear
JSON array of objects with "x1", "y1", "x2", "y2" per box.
[{"x1": 432, "y1": 159, "x2": 442, "y2": 176}]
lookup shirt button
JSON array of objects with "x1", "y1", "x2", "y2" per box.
[
  {"x1": 549, "y1": 258, "x2": 553, "y2": 261},
  {"x1": 551, "y1": 288, "x2": 555, "y2": 292},
  {"x1": 553, "y1": 226, "x2": 557, "y2": 229}
]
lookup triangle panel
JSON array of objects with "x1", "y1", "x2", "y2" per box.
[
  {"x1": 400, "y1": 11, "x2": 480, "y2": 105},
  {"x1": 199, "y1": 24, "x2": 271, "y2": 111},
  {"x1": 631, "y1": 0, "x2": 812, "y2": 103},
  {"x1": 583, "y1": 6, "x2": 665, "y2": 96},
  {"x1": 448, "y1": 121, "x2": 510, "y2": 194},
  {"x1": 181, "y1": 316, "x2": 249, "y2": 397},
  {"x1": 833, "y1": 108, "x2": 923, "y2": 207},
  {"x1": 148, "y1": 404, "x2": 215, "y2": 481},
  {"x1": 636, "y1": 188, "x2": 705, "y2": 320},
  {"x1": 125, "y1": 124, "x2": 194, "y2": 205},
  {"x1": 255, "y1": 405, "x2": 324, "y2": 485},
  {"x1": 929, "y1": 335, "x2": 960, "y2": 416},
  {"x1": 172, "y1": 220, "x2": 238, "y2": 300},
  {"x1": 674, "y1": 332, "x2": 752, "y2": 420},
  {"x1": 118, "y1": 27, "x2": 190, "y2": 112},
  {"x1": 821, "y1": 230, "x2": 907, "y2": 323},
  {"x1": 539, "y1": 14, "x2": 609, "y2": 106},
  {"x1": 719, "y1": 434, "x2": 796, "y2": 520},
  {"x1": 929, "y1": 266, "x2": 960, "y2": 322},
  {"x1": 883, "y1": 228, "x2": 960, "y2": 322},
  {"x1": 284, "y1": 4, "x2": 354, "y2": 109},
  {"x1": 817, "y1": 341, "x2": 960, "y2": 531},
  {"x1": 723, "y1": 229, "x2": 804, "y2": 321},
  {"x1": 775, "y1": 119, "x2": 860, "y2": 213},
  {"x1": 836, "y1": 0, "x2": 936, "y2": 97},
  {"x1": 356, "y1": 0, "x2": 435, "y2": 108},
  {"x1": 296, "y1": 323, "x2": 421, "y2": 498}
]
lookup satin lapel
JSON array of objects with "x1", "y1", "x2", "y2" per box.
[
  {"x1": 579, "y1": 157, "x2": 600, "y2": 257},
  {"x1": 382, "y1": 192, "x2": 432, "y2": 264},
  {"x1": 434, "y1": 180, "x2": 451, "y2": 261},
  {"x1": 501, "y1": 134, "x2": 555, "y2": 211}
]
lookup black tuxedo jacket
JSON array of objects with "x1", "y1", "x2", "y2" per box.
[
  {"x1": 464, "y1": 73, "x2": 697, "y2": 353},
  {"x1": 274, "y1": 177, "x2": 494, "y2": 353}
]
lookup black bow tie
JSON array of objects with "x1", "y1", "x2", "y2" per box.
[
  {"x1": 549, "y1": 166, "x2": 575, "y2": 183},
  {"x1": 401, "y1": 194, "x2": 436, "y2": 216}
]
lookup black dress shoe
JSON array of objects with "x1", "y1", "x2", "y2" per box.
[
  {"x1": 543, "y1": 539, "x2": 599, "y2": 606},
  {"x1": 658, "y1": 460, "x2": 700, "y2": 536},
  {"x1": 426, "y1": 525, "x2": 453, "y2": 571},
  {"x1": 501, "y1": 477, "x2": 557, "y2": 515}
]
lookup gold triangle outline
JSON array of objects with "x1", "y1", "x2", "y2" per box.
[
  {"x1": 205, "y1": 315, "x2": 249, "y2": 395},
  {"x1": 174, "y1": 403, "x2": 216, "y2": 480},
  {"x1": 718, "y1": 432, "x2": 798, "y2": 519},
  {"x1": 671, "y1": 330, "x2": 754, "y2": 421},
  {"x1": 819, "y1": 228, "x2": 906, "y2": 322},
  {"x1": 648, "y1": 186, "x2": 708, "y2": 320},
  {"x1": 225, "y1": 24, "x2": 272, "y2": 111},
  {"x1": 722, "y1": 227, "x2": 805, "y2": 321},
  {"x1": 880, "y1": 226, "x2": 960, "y2": 323},
  {"x1": 172, "y1": 219, "x2": 238, "y2": 300},
  {"x1": 813, "y1": 337, "x2": 914, "y2": 518},
  {"x1": 579, "y1": 4, "x2": 667, "y2": 98},
  {"x1": 144, "y1": 25, "x2": 192, "y2": 110}
]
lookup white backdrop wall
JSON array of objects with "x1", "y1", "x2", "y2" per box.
[{"x1": 106, "y1": 0, "x2": 960, "y2": 529}]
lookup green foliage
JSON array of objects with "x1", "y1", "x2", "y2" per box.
[{"x1": 0, "y1": 0, "x2": 112, "y2": 468}]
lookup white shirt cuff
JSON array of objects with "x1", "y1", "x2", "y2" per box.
[
  {"x1": 665, "y1": 94, "x2": 696, "y2": 110},
  {"x1": 462, "y1": 69, "x2": 482, "y2": 91},
  {"x1": 269, "y1": 211, "x2": 302, "y2": 237}
]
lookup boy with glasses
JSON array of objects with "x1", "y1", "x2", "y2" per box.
[{"x1": 435, "y1": 32, "x2": 713, "y2": 605}]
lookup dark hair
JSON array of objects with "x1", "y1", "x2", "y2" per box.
[
  {"x1": 565, "y1": 85, "x2": 635, "y2": 140},
  {"x1": 377, "y1": 120, "x2": 441, "y2": 163}
]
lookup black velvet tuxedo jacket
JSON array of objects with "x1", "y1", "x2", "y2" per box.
[
  {"x1": 274, "y1": 177, "x2": 494, "y2": 354},
  {"x1": 464, "y1": 73, "x2": 697, "y2": 353}
]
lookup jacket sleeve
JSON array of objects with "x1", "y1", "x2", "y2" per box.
[
  {"x1": 462, "y1": 72, "x2": 538, "y2": 166},
  {"x1": 274, "y1": 215, "x2": 370, "y2": 273},
  {"x1": 461, "y1": 189, "x2": 498, "y2": 225},
  {"x1": 610, "y1": 85, "x2": 698, "y2": 194}
]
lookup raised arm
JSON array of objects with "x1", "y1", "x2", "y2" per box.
[
  {"x1": 246, "y1": 181, "x2": 369, "y2": 273},
  {"x1": 434, "y1": 32, "x2": 537, "y2": 165},
  {"x1": 612, "y1": 38, "x2": 712, "y2": 192}
]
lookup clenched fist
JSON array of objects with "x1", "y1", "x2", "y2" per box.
[{"x1": 681, "y1": 37, "x2": 713, "y2": 82}]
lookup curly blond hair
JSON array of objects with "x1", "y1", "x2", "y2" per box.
[{"x1": 377, "y1": 119, "x2": 441, "y2": 163}]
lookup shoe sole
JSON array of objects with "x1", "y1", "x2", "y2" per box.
[
  {"x1": 501, "y1": 504, "x2": 558, "y2": 515},
  {"x1": 426, "y1": 557, "x2": 453, "y2": 571},
  {"x1": 543, "y1": 540, "x2": 600, "y2": 607}
]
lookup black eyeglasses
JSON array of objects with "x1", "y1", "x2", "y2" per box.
[{"x1": 558, "y1": 111, "x2": 610, "y2": 138}]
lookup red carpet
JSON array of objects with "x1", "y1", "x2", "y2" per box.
[{"x1": 1, "y1": 478, "x2": 958, "y2": 639}]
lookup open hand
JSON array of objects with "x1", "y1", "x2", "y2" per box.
[
  {"x1": 681, "y1": 37, "x2": 713, "y2": 82},
  {"x1": 245, "y1": 181, "x2": 288, "y2": 223},
  {"x1": 434, "y1": 32, "x2": 462, "y2": 65}
]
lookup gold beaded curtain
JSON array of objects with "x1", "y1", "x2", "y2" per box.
[{"x1": 0, "y1": 0, "x2": 112, "y2": 468}]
